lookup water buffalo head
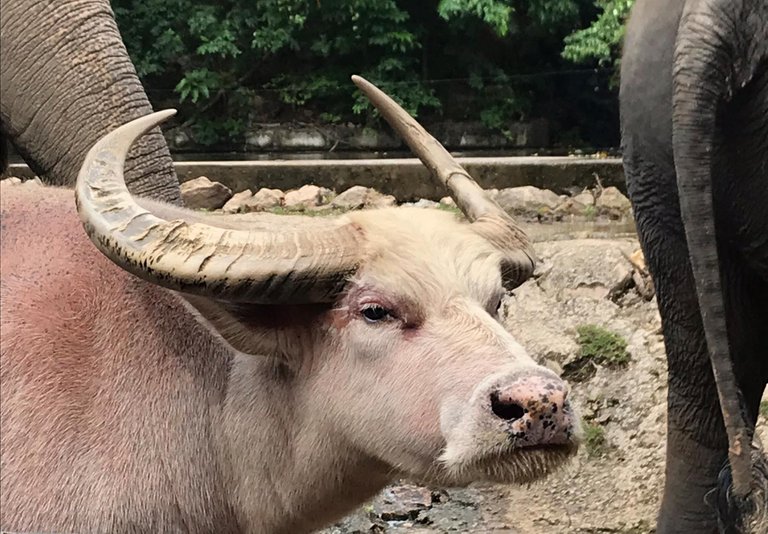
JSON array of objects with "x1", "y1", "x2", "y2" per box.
[{"x1": 73, "y1": 77, "x2": 580, "y2": 491}]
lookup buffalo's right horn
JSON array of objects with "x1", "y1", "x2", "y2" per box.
[
  {"x1": 351, "y1": 75, "x2": 535, "y2": 288},
  {"x1": 75, "y1": 110, "x2": 365, "y2": 304}
]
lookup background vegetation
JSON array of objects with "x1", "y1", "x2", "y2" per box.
[{"x1": 113, "y1": 0, "x2": 634, "y2": 148}]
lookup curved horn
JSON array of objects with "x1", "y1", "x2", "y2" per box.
[
  {"x1": 75, "y1": 110, "x2": 365, "y2": 304},
  {"x1": 351, "y1": 75, "x2": 535, "y2": 287}
]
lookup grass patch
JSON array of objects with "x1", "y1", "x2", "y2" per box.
[
  {"x1": 563, "y1": 325, "x2": 631, "y2": 381},
  {"x1": 576, "y1": 324, "x2": 631, "y2": 367},
  {"x1": 583, "y1": 420, "x2": 608, "y2": 458},
  {"x1": 266, "y1": 206, "x2": 349, "y2": 217},
  {"x1": 435, "y1": 203, "x2": 461, "y2": 215}
]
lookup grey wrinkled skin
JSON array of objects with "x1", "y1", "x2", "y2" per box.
[
  {"x1": 0, "y1": 0, "x2": 181, "y2": 204},
  {"x1": 620, "y1": 0, "x2": 767, "y2": 532}
]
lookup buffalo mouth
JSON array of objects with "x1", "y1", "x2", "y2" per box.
[{"x1": 419, "y1": 440, "x2": 580, "y2": 488}]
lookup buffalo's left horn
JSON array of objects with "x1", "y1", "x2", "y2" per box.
[
  {"x1": 75, "y1": 110, "x2": 365, "y2": 304},
  {"x1": 351, "y1": 75, "x2": 535, "y2": 288}
]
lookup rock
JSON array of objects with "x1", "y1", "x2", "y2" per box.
[
  {"x1": 573, "y1": 191, "x2": 595, "y2": 207},
  {"x1": 241, "y1": 187, "x2": 284, "y2": 212},
  {"x1": 330, "y1": 186, "x2": 370, "y2": 210},
  {"x1": 596, "y1": 187, "x2": 632, "y2": 219},
  {"x1": 180, "y1": 176, "x2": 232, "y2": 210},
  {"x1": 22, "y1": 177, "x2": 43, "y2": 187},
  {"x1": 330, "y1": 186, "x2": 396, "y2": 210},
  {"x1": 404, "y1": 199, "x2": 440, "y2": 209},
  {"x1": 1, "y1": 177, "x2": 22, "y2": 185},
  {"x1": 221, "y1": 190, "x2": 253, "y2": 214},
  {"x1": 368, "y1": 193, "x2": 396, "y2": 209},
  {"x1": 554, "y1": 197, "x2": 588, "y2": 217},
  {"x1": 373, "y1": 484, "x2": 434, "y2": 521},
  {"x1": 439, "y1": 196, "x2": 456, "y2": 207},
  {"x1": 534, "y1": 239, "x2": 637, "y2": 301},
  {"x1": 495, "y1": 186, "x2": 561, "y2": 217},
  {"x1": 284, "y1": 184, "x2": 323, "y2": 210}
]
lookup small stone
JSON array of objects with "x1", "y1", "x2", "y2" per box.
[
  {"x1": 439, "y1": 196, "x2": 456, "y2": 207},
  {"x1": 554, "y1": 197, "x2": 587, "y2": 216},
  {"x1": 284, "y1": 184, "x2": 322, "y2": 210},
  {"x1": 404, "y1": 199, "x2": 440, "y2": 209},
  {"x1": 241, "y1": 188, "x2": 284, "y2": 212},
  {"x1": 373, "y1": 484, "x2": 433, "y2": 521},
  {"x1": 1, "y1": 177, "x2": 22, "y2": 185},
  {"x1": 21, "y1": 177, "x2": 43, "y2": 187},
  {"x1": 221, "y1": 190, "x2": 253, "y2": 214},
  {"x1": 181, "y1": 176, "x2": 232, "y2": 210}
]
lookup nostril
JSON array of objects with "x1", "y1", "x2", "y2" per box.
[{"x1": 490, "y1": 391, "x2": 526, "y2": 421}]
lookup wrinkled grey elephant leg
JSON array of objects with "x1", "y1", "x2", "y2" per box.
[
  {"x1": 0, "y1": 0, "x2": 181, "y2": 204},
  {"x1": 623, "y1": 152, "x2": 727, "y2": 533}
]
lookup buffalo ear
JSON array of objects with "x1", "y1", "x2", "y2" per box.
[{"x1": 182, "y1": 295, "x2": 331, "y2": 360}]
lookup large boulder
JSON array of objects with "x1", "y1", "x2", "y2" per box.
[
  {"x1": 181, "y1": 176, "x2": 232, "y2": 210},
  {"x1": 331, "y1": 186, "x2": 396, "y2": 210},
  {"x1": 495, "y1": 186, "x2": 561, "y2": 217},
  {"x1": 596, "y1": 187, "x2": 632, "y2": 219},
  {"x1": 283, "y1": 185, "x2": 333, "y2": 210},
  {"x1": 241, "y1": 188, "x2": 285, "y2": 212},
  {"x1": 221, "y1": 190, "x2": 253, "y2": 214},
  {"x1": 330, "y1": 186, "x2": 369, "y2": 210}
]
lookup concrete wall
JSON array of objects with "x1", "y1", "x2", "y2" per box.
[{"x1": 167, "y1": 120, "x2": 551, "y2": 153}]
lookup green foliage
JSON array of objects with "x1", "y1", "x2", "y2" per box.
[
  {"x1": 437, "y1": 0, "x2": 513, "y2": 36},
  {"x1": 562, "y1": 0, "x2": 635, "y2": 67},
  {"x1": 113, "y1": 0, "x2": 634, "y2": 146}
]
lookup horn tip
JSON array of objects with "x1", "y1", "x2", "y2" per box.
[
  {"x1": 350, "y1": 75, "x2": 369, "y2": 90},
  {"x1": 153, "y1": 108, "x2": 177, "y2": 122}
]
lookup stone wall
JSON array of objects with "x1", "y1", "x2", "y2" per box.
[{"x1": 5, "y1": 156, "x2": 624, "y2": 202}]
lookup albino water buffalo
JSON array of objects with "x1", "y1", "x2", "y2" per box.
[{"x1": 0, "y1": 77, "x2": 580, "y2": 533}]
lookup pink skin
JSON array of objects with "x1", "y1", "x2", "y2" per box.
[
  {"x1": 310, "y1": 276, "x2": 578, "y2": 484},
  {"x1": 2, "y1": 188, "x2": 579, "y2": 533}
]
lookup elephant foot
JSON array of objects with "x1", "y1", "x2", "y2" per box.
[{"x1": 713, "y1": 442, "x2": 768, "y2": 534}]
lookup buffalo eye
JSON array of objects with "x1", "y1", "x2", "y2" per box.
[{"x1": 361, "y1": 305, "x2": 391, "y2": 323}]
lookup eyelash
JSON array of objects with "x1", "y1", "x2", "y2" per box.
[{"x1": 361, "y1": 304, "x2": 391, "y2": 323}]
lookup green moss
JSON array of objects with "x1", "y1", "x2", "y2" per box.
[
  {"x1": 760, "y1": 400, "x2": 768, "y2": 419},
  {"x1": 563, "y1": 325, "x2": 631, "y2": 381},
  {"x1": 576, "y1": 324, "x2": 631, "y2": 367},
  {"x1": 583, "y1": 420, "x2": 607, "y2": 458},
  {"x1": 435, "y1": 203, "x2": 461, "y2": 215},
  {"x1": 266, "y1": 206, "x2": 348, "y2": 217}
]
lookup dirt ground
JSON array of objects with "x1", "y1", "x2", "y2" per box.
[{"x1": 319, "y1": 236, "x2": 768, "y2": 534}]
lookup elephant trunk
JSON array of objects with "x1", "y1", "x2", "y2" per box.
[
  {"x1": 0, "y1": 0, "x2": 181, "y2": 204},
  {"x1": 672, "y1": 0, "x2": 756, "y2": 501}
]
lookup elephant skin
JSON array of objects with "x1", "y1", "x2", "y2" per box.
[
  {"x1": 0, "y1": 0, "x2": 181, "y2": 203},
  {"x1": 620, "y1": 0, "x2": 767, "y2": 532}
]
